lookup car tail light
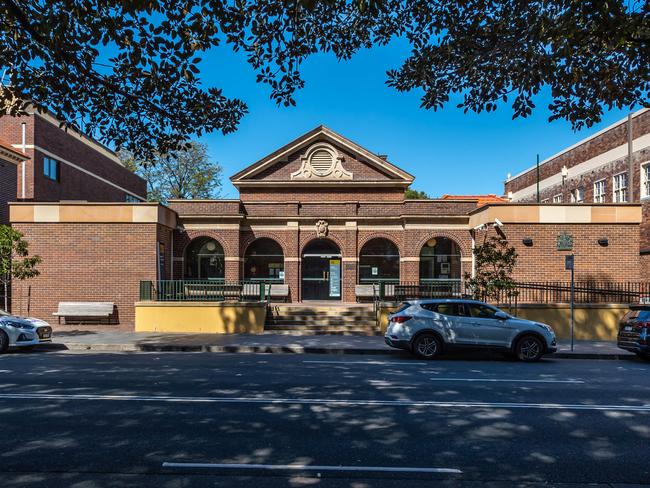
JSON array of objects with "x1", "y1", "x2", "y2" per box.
[
  {"x1": 638, "y1": 322, "x2": 650, "y2": 344},
  {"x1": 391, "y1": 316, "x2": 412, "y2": 323}
]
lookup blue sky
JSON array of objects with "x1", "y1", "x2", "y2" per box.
[{"x1": 200, "y1": 40, "x2": 633, "y2": 199}]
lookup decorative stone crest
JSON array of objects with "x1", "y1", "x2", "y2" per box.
[
  {"x1": 315, "y1": 220, "x2": 329, "y2": 238},
  {"x1": 290, "y1": 143, "x2": 353, "y2": 180}
]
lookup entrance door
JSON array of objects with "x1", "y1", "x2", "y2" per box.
[{"x1": 302, "y1": 239, "x2": 342, "y2": 301}]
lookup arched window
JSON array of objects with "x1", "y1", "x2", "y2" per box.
[
  {"x1": 185, "y1": 237, "x2": 225, "y2": 280},
  {"x1": 420, "y1": 237, "x2": 461, "y2": 282},
  {"x1": 244, "y1": 238, "x2": 284, "y2": 282},
  {"x1": 359, "y1": 238, "x2": 400, "y2": 283}
]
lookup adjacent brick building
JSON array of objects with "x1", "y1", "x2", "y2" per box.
[
  {"x1": 504, "y1": 108, "x2": 650, "y2": 273},
  {"x1": 9, "y1": 126, "x2": 643, "y2": 328},
  {"x1": 0, "y1": 140, "x2": 28, "y2": 224},
  {"x1": 0, "y1": 110, "x2": 147, "y2": 222}
]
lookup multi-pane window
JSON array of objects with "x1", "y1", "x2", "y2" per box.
[
  {"x1": 570, "y1": 188, "x2": 584, "y2": 203},
  {"x1": 43, "y1": 157, "x2": 59, "y2": 181},
  {"x1": 593, "y1": 179, "x2": 606, "y2": 203},
  {"x1": 552, "y1": 194, "x2": 563, "y2": 203},
  {"x1": 642, "y1": 163, "x2": 650, "y2": 199},
  {"x1": 125, "y1": 194, "x2": 141, "y2": 203},
  {"x1": 613, "y1": 172, "x2": 628, "y2": 202}
]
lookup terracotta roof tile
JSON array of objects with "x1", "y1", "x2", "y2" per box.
[{"x1": 440, "y1": 194, "x2": 508, "y2": 206}]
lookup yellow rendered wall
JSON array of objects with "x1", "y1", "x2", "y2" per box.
[
  {"x1": 379, "y1": 303, "x2": 628, "y2": 341},
  {"x1": 505, "y1": 304, "x2": 627, "y2": 341},
  {"x1": 135, "y1": 302, "x2": 266, "y2": 334}
]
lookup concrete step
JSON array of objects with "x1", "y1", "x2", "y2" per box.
[
  {"x1": 266, "y1": 323, "x2": 377, "y2": 331},
  {"x1": 267, "y1": 316, "x2": 376, "y2": 325},
  {"x1": 265, "y1": 304, "x2": 378, "y2": 333},
  {"x1": 269, "y1": 309, "x2": 375, "y2": 318},
  {"x1": 263, "y1": 325, "x2": 381, "y2": 336}
]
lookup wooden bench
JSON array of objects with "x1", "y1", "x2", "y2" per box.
[
  {"x1": 269, "y1": 284, "x2": 289, "y2": 302},
  {"x1": 53, "y1": 302, "x2": 115, "y2": 324},
  {"x1": 242, "y1": 283, "x2": 290, "y2": 302},
  {"x1": 183, "y1": 283, "x2": 238, "y2": 301},
  {"x1": 356, "y1": 284, "x2": 379, "y2": 302},
  {"x1": 356, "y1": 283, "x2": 396, "y2": 301}
]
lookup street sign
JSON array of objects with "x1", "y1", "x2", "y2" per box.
[
  {"x1": 566, "y1": 254, "x2": 575, "y2": 351},
  {"x1": 565, "y1": 255, "x2": 574, "y2": 270}
]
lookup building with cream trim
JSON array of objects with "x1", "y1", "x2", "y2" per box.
[
  {"x1": 504, "y1": 108, "x2": 650, "y2": 273},
  {"x1": 8, "y1": 126, "x2": 643, "y2": 328}
]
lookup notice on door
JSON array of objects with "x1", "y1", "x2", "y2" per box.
[{"x1": 329, "y1": 259, "x2": 341, "y2": 297}]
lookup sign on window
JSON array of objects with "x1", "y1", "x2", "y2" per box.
[{"x1": 329, "y1": 259, "x2": 341, "y2": 297}]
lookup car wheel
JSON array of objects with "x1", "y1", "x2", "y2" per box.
[
  {"x1": 0, "y1": 331, "x2": 8, "y2": 354},
  {"x1": 515, "y1": 335, "x2": 544, "y2": 362},
  {"x1": 636, "y1": 352, "x2": 650, "y2": 361},
  {"x1": 412, "y1": 334, "x2": 441, "y2": 359}
]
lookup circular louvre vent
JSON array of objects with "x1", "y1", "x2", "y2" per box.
[{"x1": 309, "y1": 149, "x2": 334, "y2": 176}]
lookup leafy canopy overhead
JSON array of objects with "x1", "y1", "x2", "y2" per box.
[
  {"x1": 121, "y1": 142, "x2": 222, "y2": 202},
  {"x1": 1, "y1": 0, "x2": 647, "y2": 160}
]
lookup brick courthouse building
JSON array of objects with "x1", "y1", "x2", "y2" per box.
[{"x1": 8, "y1": 125, "x2": 642, "y2": 329}]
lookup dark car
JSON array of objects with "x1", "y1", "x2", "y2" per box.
[{"x1": 617, "y1": 304, "x2": 650, "y2": 360}]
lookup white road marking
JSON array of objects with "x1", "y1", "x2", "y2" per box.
[
  {"x1": 429, "y1": 378, "x2": 584, "y2": 384},
  {"x1": 304, "y1": 360, "x2": 430, "y2": 366},
  {"x1": 162, "y1": 462, "x2": 462, "y2": 474},
  {"x1": 0, "y1": 392, "x2": 648, "y2": 412}
]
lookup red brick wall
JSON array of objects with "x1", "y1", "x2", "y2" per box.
[
  {"x1": 32, "y1": 116, "x2": 146, "y2": 201},
  {"x1": 11, "y1": 222, "x2": 161, "y2": 328},
  {"x1": 512, "y1": 147, "x2": 650, "y2": 204},
  {"x1": 475, "y1": 223, "x2": 640, "y2": 283},
  {"x1": 0, "y1": 162, "x2": 16, "y2": 224},
  {"x1": 172, "y1": 224, "x2": 476, "y2": 303},
  {"x1": 250, "y1": 142, "x2": 397, "y2": 181},
  {"x1": 0, "y1": 114, "x2": 146, "y2": 202},
  {"x1": 0, "y1": 115, "x2": 34, "y2": 199},
  {"x1": 239, "y1": 187, "x2": 406, "y2": 203},
  {"x1": 167, "y1": 200, "x2": 241, "y2": 216},
  {"x1": 505, "y1": 110, "x2": 650, "y2": 196}
]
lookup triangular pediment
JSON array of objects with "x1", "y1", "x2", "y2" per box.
[{"x1": 230, "y1": 126, "x2": 414, "y2": 187}]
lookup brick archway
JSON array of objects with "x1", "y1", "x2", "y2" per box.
[
  {"x1": 414, "y1": 232, "x2": 469, "y2": 258},
  {"x1": 299, "y1": 235, "x2": 344, "y2": 256},
  {"x1": 358, "y1": 233, "x2": 403, "y2": 257},
  {"x1": 181, "y1": 234, "x2": 227, "y2": 281},
  {"x1": 240, "y1": 232, "x2": 289, "y2": 258}
]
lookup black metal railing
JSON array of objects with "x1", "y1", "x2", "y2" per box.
[
  {"x1": 392, "y1": 280, "x2": 464, "y2": 301},
  {"x1": 387, "y1": 281, "x2": 650, "y2": 304},
  {"x1": 139, "y1": 280, "x2": 276, "y2": 302},
  {"x1": 501, "y1": 281, "x2": 650, "y2": 304}
]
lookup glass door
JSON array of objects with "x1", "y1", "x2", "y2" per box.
[{"x1": 301, "y1": 240, "x2": 342, "y2": 301}]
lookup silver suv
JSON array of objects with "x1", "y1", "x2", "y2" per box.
[{"x1": 385, "y1": 299, "x2": 557, "y2": 361}]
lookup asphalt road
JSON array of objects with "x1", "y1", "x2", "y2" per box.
[{"x1": 0, "y1": 350, "x2": 649, "y2": 487}]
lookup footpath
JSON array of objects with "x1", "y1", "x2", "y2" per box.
[{"x1": 37, "y1": 330, "x2": 636, "y2": 359}]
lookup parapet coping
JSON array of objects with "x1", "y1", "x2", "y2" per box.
[{"x1": 9, "y1": 202, "x2": 178, "y2": 228}]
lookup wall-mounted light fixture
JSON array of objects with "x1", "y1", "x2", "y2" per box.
[
  {"x1": 522, "y1": 238, "x2": 533, "y2": 246},
  {"x1": 598, "y1": 238, "x2": 609, "y2": 247}
]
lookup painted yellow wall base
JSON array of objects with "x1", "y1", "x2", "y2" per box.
[
  {"x1": 135, "y1": 301, "x2": 267, "y2": 334},
  {"x1": 502, "y1": 303, "x2": 627, "y2": 341},
  {"x1": 379, "y1": 303, "x2": 628, "y2": 341}
]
